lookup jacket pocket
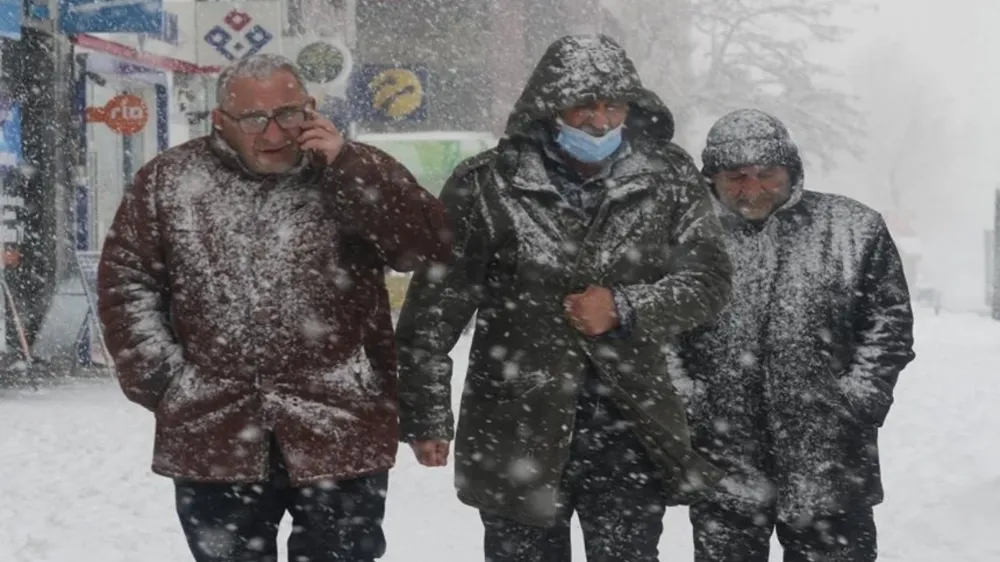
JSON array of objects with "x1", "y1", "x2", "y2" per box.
[
  {"x1": 475, "y1": 360, "x2": 552, "y2": 405},
  {"x1": 274, "y1": 216, "x2": 326, "y2": 253},
  {"x1": 349, "y1": 347, "x2": 381, "y2": 396},
  {"x1": 156, "y1": 363, "x2": 194, "y2": 419},
  {"x1": 351, "y1": 369, "x2": 381, "y2": 396},
  {"x1": 820, "y1": 368, "x2": 864, "y2": 426}
]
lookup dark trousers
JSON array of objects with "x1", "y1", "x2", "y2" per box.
[
  {"x1": 690, "y1": 502, "x2": 877, "y2": 562},
  {"x1": 481, "y1": 389, "x2": 668, "y2": 562},
  {"x1": 174, "y1": 437, "x2": 388, "y2": 562}
]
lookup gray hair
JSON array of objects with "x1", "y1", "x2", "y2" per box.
[{"x1": 215, "y1": 54, "x2": 308, "y2": 107}]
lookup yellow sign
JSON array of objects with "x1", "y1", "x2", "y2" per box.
[{"x1": 369, "y1": 68, "x2": 424, "y2": 120}]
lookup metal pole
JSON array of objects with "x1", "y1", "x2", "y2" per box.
[
  {"x1": 0, "y1": 178, "x2": 5, "y2": 358},
  {"x1": 992, "y1": 189, "x2": 1000, "y2": 320},
  {"x1": 74, "y1": 55, "x2": 92, "y2": 366},
  {"x1": 985, "y1": 228, "x2": 993, "y2": 310},
  {"x1": 0, "y1": 44, "x2": 6, "y2": 358}
]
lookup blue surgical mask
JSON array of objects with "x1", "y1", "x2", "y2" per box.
[{"x1": 554, "y1": 119, "x2": 623, "y2": 163}]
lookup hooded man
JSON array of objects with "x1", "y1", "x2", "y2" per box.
[
  {"x1": 395, "y1": 35, "x2": 732, "y2": 561},
  {"x1": 676, "y1": 109, "x2": 916, "y2": 562}
]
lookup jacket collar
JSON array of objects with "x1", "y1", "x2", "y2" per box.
[
  {"x1": 501, "y1": 136, "x2": 658, "y2": 203},
  {"x1": 208, "y1": 130, "x2": 321, "y2": 182}
]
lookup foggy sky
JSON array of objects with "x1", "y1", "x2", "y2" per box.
[{"x1": 829, "y1": 0, "x2": 996, "y2": 308}]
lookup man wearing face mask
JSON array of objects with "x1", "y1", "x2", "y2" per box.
[
  {"x1": 675, "y1": 109, "x2": 915, "y2": 562},
  {"x1": 97, "y1": 54, "x2": 450, "y2": 562},
  {"x1": 395, "y1": 35, "x2": 732, "y2": 561}
]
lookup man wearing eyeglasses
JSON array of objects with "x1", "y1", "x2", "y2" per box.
[
  {"x1": 97, "y1": 53, "x2": 451, "y2": 562},
  {"x1": 676, "y1": 109, "x2": 915, "y2": 561},
  {"x1": 396, "y1": 35, "x2": 732, "y2": 561}
]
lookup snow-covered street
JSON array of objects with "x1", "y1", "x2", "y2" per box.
[{"x1": 2, "y1": 306, "x2": 997, "y2": 561}]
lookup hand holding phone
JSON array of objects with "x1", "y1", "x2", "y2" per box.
[{"x1": 297, "y1": 108, "x2": 345, "y2": 165}]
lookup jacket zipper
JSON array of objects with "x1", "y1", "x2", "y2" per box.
[
  {"x1": 755, "y1": 225, "x2": 782, "y2": 464},
  {"x1": 560, "y1": 189, "x2": 619, "y2": 455},
  {"x1": 252, "y1": 180, "x2": 274, "y2": 434}
]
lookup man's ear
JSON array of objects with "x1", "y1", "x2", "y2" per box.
[{"x1": 211, "y1": 108, "x2": 224, "y2": 131}]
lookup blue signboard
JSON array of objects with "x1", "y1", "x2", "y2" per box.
[
  {"x1": 0, "y1": 104, "x2": 23, "y2": 168},
  {"x1": 141, "y1": 10, "x2": 177, "y2": 45},
  {"x1": 0, "y1": 0, "x2": 23, "y2": 39},
  {"x1": 23, "y1": 0, "x2": 49, "y2": 20},
  {"x1": 59, "y1": 0, "x2": 163, "y2": 34},
  {"x1": 348, "y1": 64, "x2": 429, "y2": 124},
  {"x1": 87, "y1": 52, "x2": 168, "y2": 86}
]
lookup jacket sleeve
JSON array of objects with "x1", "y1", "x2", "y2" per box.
[
  {"x1": 841, "y1": 219, "x2": 916, "y2": 427},
  {"x1": 97, "y1": 163, "x2": 186, "y2": 411},
  {"x1": 394, "y1": 165, "x2": 491, "y2": 442},
  {"x1": 616, "y1": 165, "x2": 733, "y2": 338},
  {"x1": 325, "y1": 142, "x2": 452, "y2": 272}
]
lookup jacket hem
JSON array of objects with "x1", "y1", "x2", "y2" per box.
[
  {"x1": 456, "y1": 488, "x2": 559, "y2": 528},
  {"x1": 152, "y1": 461, "x2": 395, "y2": 486},
  {"x1": 775, "y1": 497, "x2": 884, "y2": 524}
]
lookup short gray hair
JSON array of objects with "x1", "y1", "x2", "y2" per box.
[{"x1": 215, "y1": 54, "x2": 308, "y2": 107}]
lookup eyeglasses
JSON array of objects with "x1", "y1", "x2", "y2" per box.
[{"x1": 221, "y1": 105, "x2": 310, "y2": 134}]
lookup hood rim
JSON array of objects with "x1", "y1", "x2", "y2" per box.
[{"x1": 502, "y1": 34, "x2": 675, "y2": 143}]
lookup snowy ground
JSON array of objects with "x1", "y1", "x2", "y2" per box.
[{"x1": 2, "y1": 306, "x2": 997, "y2": 561}]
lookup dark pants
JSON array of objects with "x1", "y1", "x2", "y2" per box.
[
  {"x1": 690, "y1": 502, "x2": 877, "y2": 562},
  {"x1": 481, "y1": 386, "x2": 668, "y2": 562},
  {"x1": 174, "y1": 437, "x2": 388, "y2": 562}
]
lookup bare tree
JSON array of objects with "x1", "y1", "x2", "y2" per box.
[
  {"x1": 606, "y1": 0, "x2": 863, "y2": 169},
  {"x1": 605, "y1": 0, "x2": 696, "y2": 138}
]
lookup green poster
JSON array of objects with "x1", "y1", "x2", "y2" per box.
[{"x1": 357, "y1": 132, "x2": 497, "y2": 196}]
